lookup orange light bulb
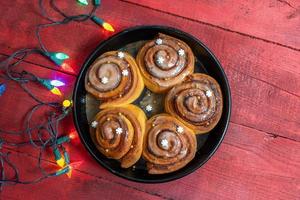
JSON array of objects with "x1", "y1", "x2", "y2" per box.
[
  {"x1": 69, "y1": 131, "x2": 77, "y2": 140},
  {"x1": 61, "y1": 63, "x2": 75, "y2": 73}
]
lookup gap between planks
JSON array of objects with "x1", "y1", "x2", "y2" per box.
[
  {"x1": 120, "y1": 0, "x2": 300, "y2": 52},
  {"x1": 1, "y1": 53, "x2": 299, "y2": 142}
]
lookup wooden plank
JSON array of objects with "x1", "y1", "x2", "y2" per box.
[
  {"x1": 0, "y1": 149, "x2": 163, "y2": 200},
  {"x1": 2, "y1": 123, "x2": 300, "y2": 200},
  {"x1": 0, "y1": 0, "x2": 114, "y2": 74},
  {"x1": 0, "y1": 0, "x2": 298, "y2": 143},
  {"x1": 125, "y1": 0, "x2": 300, "y2": 50}
]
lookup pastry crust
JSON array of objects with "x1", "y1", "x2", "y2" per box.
[
  {"x1": 85, "y1": 51, "x2": 144, "y2": 109},
  {"x1": 136, "y1": 33, "x2": 194, "y2": 93},
  {"x1": 165, "y1": 73, "x2": 223, "y2": 134},
  {"x1": 90, "y1": 105, "x2": 147, "y2": 168},
  {"x1": 143, "y1": 114, "x2": 197, "y2": 174}
]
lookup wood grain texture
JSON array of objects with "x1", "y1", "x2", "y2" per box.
[
  {"x1": 125, "y1": 0, "x2": 300, "y2": 50},
  {"x1": 0, "y1": 149, "x2": 163, "y2": 200},
  {"x1": 0, "y1": 0, "x2": 299, "y2": 140},
  {"x1": 1, "y1": 123, "x2": 299, "y2": 200},
  {"x1": 0, "y1": 0, "x2": 300, "y2": 199}
]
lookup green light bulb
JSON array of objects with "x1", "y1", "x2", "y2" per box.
[
  {"x1": 77, "y1": 0, "x2": 89, "y2": 5},
  {"x1": 55, "y1": 53, "x2": 69, "y2": 60}
]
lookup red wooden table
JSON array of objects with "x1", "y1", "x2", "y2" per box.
[{"x1": 0, "y1": 0, "x2": 299, "y2": 199}]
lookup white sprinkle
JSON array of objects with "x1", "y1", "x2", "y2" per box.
[
  {"x1": 91, "y1": 121, "x2": 98, "y2": 128},
  {"x1": 157, "y1": 56, "x2": 165, "y2": 64},
  {"x1": 177, "y1": 126, "x2": 184, "y2": 133},
  {"x1": 206, "y1": 90, "x2": 212, "y2": 97},
  {"x1": 178, "y1": 49, "x2": 185, "y2": 56},
  {"x1": 160, "y1": 139, "x2": 169, "y2": 148},
  {"x1": 117, "y1": 51, "x2": 125, "y2": 59},
  {"x1": 122, "y1": 69, "x2": 129, "y2": 76},
  {"x1": 101, "y1": 76, "x2": 109, "y2": 84},
  {"x1": 180, "y1": 149, "x2": 187, "y2": 155},
  {"x1": 155, "y1": 38, "x2": 163, "y2": 45},
  {"x1": 145, "y1": 104, "x2": 153, "y2": 112},
  {"x1": 115, "y1": 127, "x2": 123, "y2": 135}
]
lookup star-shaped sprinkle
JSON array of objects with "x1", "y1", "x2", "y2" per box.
[
  {"x1": 145, "y1": 104, "x2": 153, "y2": 112},
  {"x1": 115, "y1": 127, "x2": 123, "y2": 135},
  {"x1": 80, "y1": 97, "x2": 86, "y2": 104},
  {"x1": 101, "y1": 76, "x2": 109, "y2": 84},
  {"x1": 206, "y1": 90, "x2": 212, "y2": 97},
  {"x1": 117, "y1": 51, "x2": 125, "y2": 59},
  {"x1": 157, "y1": 56, "x2": 165, "y2": 64},
  {"x1": 122, "y1": 69, "x2": 129, "y2": 76},
  {"x1": 161, "y1": 139, "x2": 169, "y2": 148},
  {"x1": 155, "y1": 38, "x2": 163, "y2": 45},
  {"x1": 177, "y1": 126, "x2": 184, "y2": 133},
  {"x1": 178, "y1": 49, "x2": 185, "y2": 56},
  {"x1": 91, "y1": 121, "x2": 98, "y2": 128}
]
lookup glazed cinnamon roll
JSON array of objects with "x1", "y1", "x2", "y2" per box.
[
  {"x1": 85, "y1": 51, "x2": 144, "y2": 109},
  {"x1": 143, "y1": 114, "x2": 197, "y2": 174},
  {"x1": 136, "y1": 33, "x2": 194, "y2": 93},
  {"x1": 165, "y1": 73, "x2": 223, "y2": 134},
  {"x1": 90, "y1": 105, "x2": 146, "y2": 168}
]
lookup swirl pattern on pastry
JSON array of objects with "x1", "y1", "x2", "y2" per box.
[
  {"x1": 136, "y1": 33, "x2": 194, "y2": 93},
  {"x1": 90, "y1": 105, "x2": 146, "y2": 168},
  {"x1": 85, "y1": 51, "x2": 144, "y2": 108},
  {"x1": 165, "y1": 73, "x2": 223, "y2": 134},
  {"x1": 143, "y1": 114, "x2": 197, "y2": 174}
]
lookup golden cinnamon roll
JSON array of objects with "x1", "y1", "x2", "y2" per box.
[
  {"x1": 136, "y1": 33, "x2": 194, "y2": 93},
  {"x1": 165, "y1": 73, "x2": 223, "y2": 134},
  {"x1": 143, "y1": 114, "x2": 197, "y2": 174},
  {"x1": 90, "y1": 105, "x2": 147, "y2": 168},
  {"x1": 85, "y1": 51, "x2": 144, "y2": 109}
]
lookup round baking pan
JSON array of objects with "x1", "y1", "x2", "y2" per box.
[{"x1": 73, "y1": 26, "x2": 231, "y2": 183}]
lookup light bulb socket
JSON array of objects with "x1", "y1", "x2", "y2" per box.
[
  {"x1": 91, "y1": 15, "x2": 104, "y2": 26},
  {"x1": 53, "y1": 148, "x2": 62, "y2": 160},
  {"x1": 56, "y1": 136, "x2": 71, "y2": 145},
  {"x1": 94, "y1": 0, "x2": 101, "y2": 6}
]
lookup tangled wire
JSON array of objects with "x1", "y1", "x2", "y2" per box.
[{"x1": 0, "y1": 0, "x2": 101, "y2": 190}]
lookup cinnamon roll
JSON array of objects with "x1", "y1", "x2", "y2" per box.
[
  {"x1": 143, "y1": 114, "x2": 197, "y2": 174},
  {"x1": 85, "y1": 51, "x2": 144, "y2": 109},
  {"x1": 165, "y1": 73, "x2": 223, "y2": 134},
  {"x1": 136, "y1": 33, "x2": 194, "y2": 93},
  {"x1": 90, "y1": 105, "x2": 147, "y2": 168}
]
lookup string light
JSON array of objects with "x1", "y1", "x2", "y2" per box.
[
  {"x1": 44, "y1": 52, "x2": 75, "y2": 73},
  {"x1": 62, "y1": 99, "x2": 72, "y2": 108},
  {"x1": 0, "y1": 0, "x2": 103, "y2": 188},
  {"x1": 56, "y1": 136, "x2": 71, "y2": 145},
  {"x1": 77, "y1": 0, "x2": 89, "y2": 5},
  {"x1": 53, "y1": 148, "x2": 65, "y2": 168},
  {"x1": 37, "y1": 78, "x2": 62, "y2": 96},
  {"x1": 54, "y1": 166, "x2": 70, "y2": 176},
  {"x1": 91, "y1": 16, "x2": 115, "y2": 32},
  {"x1": 45, "y1": 52, "x2": 69, "y2": 66},
  {"x1": 0, "y1": 83, "x2": 6, "y2": 96}
]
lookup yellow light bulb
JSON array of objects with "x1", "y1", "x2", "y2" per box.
[
  {"x1": 102, "y1": 22, "x2": 115, "y2": 32},
  {"x1": 51, "y1": 87, "x2": 62, "y2": 96},
  {"x1": 63, "y1": 100, "x2": 72, "y2": 108},
  {"x1": 56, "y1": 157, "x2": 65, "y2": 168}
]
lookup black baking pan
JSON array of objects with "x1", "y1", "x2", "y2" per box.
[{"x1": 73, "y1": 26, "x2": 231, "y2": 183}]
